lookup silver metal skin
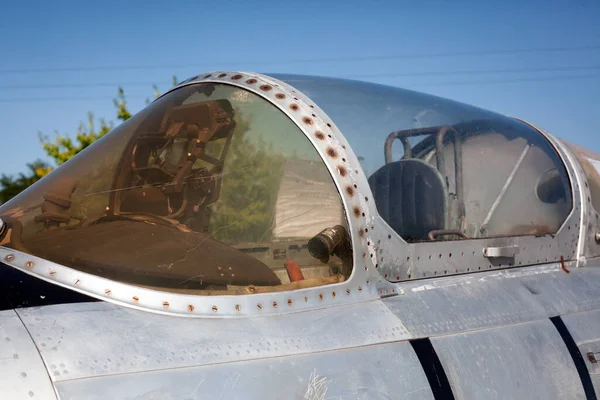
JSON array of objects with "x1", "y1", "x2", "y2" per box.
[
  {"x1": 0, "y1": 310, "x2": 58, "y2": 400},
  {"x1": 431, "y1": 320, "x2": 586, "y2": 399},
  {"x1": 1, "y1": 72, "x2": 600, "y2": 399}
]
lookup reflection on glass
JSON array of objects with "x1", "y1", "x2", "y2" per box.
[
  {"x1": 273, "y1": 75, "x2": 572, "y2": 242},
  {"x1": 0, "y1": 83, "x2": 352, "y2": 294}
]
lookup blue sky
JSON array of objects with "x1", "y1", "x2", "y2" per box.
[{"x1": 0, "y1": 0, "x2": 598, "y2": 177}]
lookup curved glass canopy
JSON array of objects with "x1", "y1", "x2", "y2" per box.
[
  {"x1": 273, "y1": 75, "x2": 573, "y2": 242},
  {"x1": 0, "y1": 82, "x2": 353, "y2": 294}
]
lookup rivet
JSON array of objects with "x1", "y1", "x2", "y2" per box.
[
  {"x1": 246, "y1": 78, "x2": 257, "y2": 84},
  {"x1": 304, "y1": 296, "x2": 308, "y2": 302},
  {"x1": 257, "y1": 303, "x2": 263, "y2": 310},
  {"x1": 332, "y1": 291, "x2": 336, "y2": 298},
  {"x1": 287, "y1": 299, "x2": 292, "y2": 306},
  {"x1": 346, "y1": 288, "x2": 351, "y2": 294},
  {"x1": 162, "y1": 301, "x2": 169, "y2": 309},
  {"x1": 272, "y1": 301, "x2": 278, "y2": 308},
  {"x1": 358, "y1": 286, "x2": 363, "y2": 292},
  {"x1": 212, "y1": 306, "x2": 218, "y2": 312},
  {"x1": 595, "y1": 233, "x2": 600, "y2": 243},
  {"x1": 290, "y1": 104, "x2": 299, "y2": 111},
  {"x1": 104, "y1": 289, "x2": 111, "y2": 296},
  {"x1": 259, "y1": 84, "x2": 272, "y2": 91},
  {"x1": 302, "y1": 117, "x2": 313, "y2": 125},
  {"x1": 49, "y1": 270, "x2": 56, "y2": 276},
  {"x1": 315, "y1": 131, "x2": 325, "y2": 140},
  {"x1": 345, "y1": 186, "x2": 355, "y2": 197},
  {"x1": 25, "y1": 261, "x2": 34, "y2": 268},
  {"x1": 74, "y1": 279, "x2": 81, "y2": 285},
  {"x1": 231, "y1": 74, "x2": 243, "y2": 80},
  {"x1": 218, "y1": 73, "x2": 227, "y2": 78},
  {"x1": 326, "y1": 147, "x2": 337, "y2": 158},
  {"x1": 275, "y1": 93, "x2": 285, "y2": 99},
  {"x1": 5, "y1": 254, "x2": 14, "y2": 262},
  {"x1": 188, "y1": 305, "x2": 194, "y2": 312},
  {"x1": 235, "y1": 304, "x2": 241, "y2": 311},
  {"x1": 319, "y1": 293, "x2": 324, "y2": 300}
]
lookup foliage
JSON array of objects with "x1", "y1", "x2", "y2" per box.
[
  {"x1": 209, "y1": 115, "x2": 286, "y2": 243},
  {"x1": 0, "y1": 160, "x2": 52, "y2": 204}
]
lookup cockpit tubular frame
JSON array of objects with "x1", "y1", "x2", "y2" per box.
[{"x1": 0, "y1": 72, "x2": 590, "y2": 318}]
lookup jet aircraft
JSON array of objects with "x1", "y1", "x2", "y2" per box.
[{"x1": 1, "y1": 72, "x2": 600, "y2": 399}]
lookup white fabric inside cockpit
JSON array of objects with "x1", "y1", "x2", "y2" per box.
[{"x1": 274, "y1": 160, "x2": 343, "y2": 239}]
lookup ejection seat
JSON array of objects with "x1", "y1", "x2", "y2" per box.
[{"x1": 368, "y1": 158, "x2": 448, "y2": 242}]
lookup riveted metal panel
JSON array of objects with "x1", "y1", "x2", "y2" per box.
[
  {"x1": 431, "y1": 319, "x2": 586, "y2": 400},
  {"x1": 385, "y1": 263, "x2": 600, "y2": 338},
  {"x1": 0, "y1": 310, "x2": 57, "y2": 400},
  {"x1": 16, "y1": 300, "x2": 410, "y2": 382},
  {"x1": 55, "y1": 341, "x2": 433, "y2": 400},
  {"x1": 562, "y1": 309, "x2": 600, "y2": 393}
]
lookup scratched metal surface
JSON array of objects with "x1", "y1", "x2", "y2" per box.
[
  {"x1": 0, "y1": 310, "x2": 57, "y2": 400},
  {"x1": 431, "y1": 319, "x2": 586, "y2": 400},
  {"x1": 54, "y1": 341, "x2": 433, "y2": 400},
  {"x1": 384, "y1": 263, "x2": 600, "y2": 338},
  {"x1": 562, "y1": 309, "x2": 600, "y2": 394},
  {"x1": 16, "y1": 300, "x2": 410, "y2": 382}
]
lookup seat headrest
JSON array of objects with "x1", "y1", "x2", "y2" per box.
[{"x1": 368, "y1": 159, "x2": 447, "y2": 241}]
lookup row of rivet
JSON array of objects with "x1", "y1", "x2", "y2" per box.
[{"x1": 4, "y1": 253, "x2": 367, "y2": 314}]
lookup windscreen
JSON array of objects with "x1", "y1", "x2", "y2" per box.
[
  {"x1": 273, "y1": 75, "x2": 572, "y2": 242},
  {"x1": 0, "y1": 83, "x2": 353, "y2": 294}
]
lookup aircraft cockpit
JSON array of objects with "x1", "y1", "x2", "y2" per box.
[
  {"x1": 0, "y1": 82, "x2": 353, "y2": 298},
  {"x1": 0, "y1": 72, "x2": 598, "y2": 317}
]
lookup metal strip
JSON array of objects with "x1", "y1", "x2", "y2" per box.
[
  {"x1": 411, "y1": 338, "x2": 455, "y2": 400},
  {"x1": 551, "y1": 316, "x2": 598, "y2": 400}
]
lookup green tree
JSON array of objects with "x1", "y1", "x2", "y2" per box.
[
  {"x1": 0, "y1": 160, "x2": 53, "y2": 204},
  {"x1": 209, "y1": 115, "x2": 286, "y2": 243}
]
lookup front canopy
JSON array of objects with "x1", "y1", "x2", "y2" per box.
[{"x1": 0, "y1": 82, "x2": 352, "y2": 294}]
